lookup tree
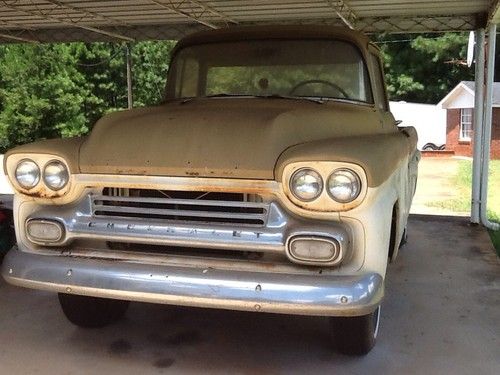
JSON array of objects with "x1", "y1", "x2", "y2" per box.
[
  {"x1": 0, "y1": 40, "x2": 176, "y2": 152},
  {"x1": 0, "y1": 43, "x2": 89, "y2": 152},
  {"x1": 377, "y1": 33, "x2": 474, "y2": 104},
  {"x1": 131, "y1": 41, "x2": 176, "y2": 107}
]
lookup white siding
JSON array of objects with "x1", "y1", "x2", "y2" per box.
[
  {"x1": 390, "y1": 101, "x2": 446, "y2": 149},
  {"x1": 441, "y1": 86, "x2": 475, "y2": 109}
]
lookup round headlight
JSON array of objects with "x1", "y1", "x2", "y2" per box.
[
  {"x1": 290, "y1": 168, "x2": 323, "y2": 201},
  {"x1": 15, "y1": 159, "x2": 40, "y2": 189},
  {"x1": 327, "y1": 169, "x2": 361, "y2": 203},
  {"x1": 43, "y1": 160, "x2": 69, "y2": 190}
]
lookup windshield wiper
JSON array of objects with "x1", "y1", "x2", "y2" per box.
[
  {"x1": 254, "y1": 94, "x2": 325, "y2": 104},
  {"x1": 172, "y1": 93, "x2": 371, "y2": 106},
  {"x1": 180, "y1": 93, "x2": 253, "y2": 104},
  {"x1": 263, "y1": 95, "x2": 371, "y2": 106},
  {"x1": 180, "y1": 93, "x2": 325, "y2": 104}
]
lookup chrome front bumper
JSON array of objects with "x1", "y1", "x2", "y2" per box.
[{"x1": 2, "y1": 247, "x2": 383, "y2": 317}]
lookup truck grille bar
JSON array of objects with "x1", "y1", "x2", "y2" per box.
[{"x1": 91, "y1": 194, "x2": 269, "y2": 227}]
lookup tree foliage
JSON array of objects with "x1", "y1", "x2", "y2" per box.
[
  {"x1": 0, "y1": 41, "x2": 175, "y2": 152},
  {"x1": 0, "y1": 43, "x2": 88, "y2": 150},
  {"x1": 376, "y1": 33, "x2": 474, "y2": 104}
]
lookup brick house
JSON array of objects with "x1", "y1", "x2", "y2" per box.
[{"x1": 439, "y1": 81, "x2": 500, "y2": 159}]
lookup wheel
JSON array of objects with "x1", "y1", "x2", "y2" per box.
[
  {"x1": 422, "y1": 143, "x2": 437, "y2": 151},
  {"x1": 330, "y1": 306, "x2": 380, "y2": 355},
  {"x1": 399, "y1": 227, "x2": 408, "y2": 248},
  {"x1": 58, "y1": 293, "x2": 129, "y2": 328}
]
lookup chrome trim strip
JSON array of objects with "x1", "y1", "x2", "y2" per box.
[
  {"x1": 93, "y1": 204, "x2": 268, "y2": 221},
  {"x1": 2, "y1": 248, "x2": 383, "y2": 317},
  {"x1": 72, "y1": 216, "x2": 285, "y2": 252}
]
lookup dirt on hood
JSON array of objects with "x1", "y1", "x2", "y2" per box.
[{"x1": 78, "y1": 98, "x2": 381, "y2": 179}]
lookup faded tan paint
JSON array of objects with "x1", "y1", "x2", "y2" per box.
[{"x1": 77, "y1": 100, "x2": 390, "y2": 181}]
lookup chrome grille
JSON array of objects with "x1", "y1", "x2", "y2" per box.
[{"x1": 91, "y1": 190, "x2": 269, "y2": 227}]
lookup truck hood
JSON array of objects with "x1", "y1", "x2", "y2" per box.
[{"x1": 79, "y1": 98, "x2": 380, "y2": 179}]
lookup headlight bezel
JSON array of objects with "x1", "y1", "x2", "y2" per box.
[
  {"x1": 6, "y1": 154, "x2": 71, "y2": 197},
  {"x1": 282, "y1": 161, "x2": 367, "y2": 212}
]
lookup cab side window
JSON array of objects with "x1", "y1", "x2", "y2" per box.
[
  {"x1": 175, "y1": 57, "x2": 200, "y2": 98},
  {"x1": 370, "y1": 54, "x2": 388, "y2": 112}
]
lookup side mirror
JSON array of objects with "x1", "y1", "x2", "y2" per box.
[
  {"x1": 395, "y1": 120, "x2": 403, "y2": 126},
  {"x1": 399, "y1": 126, "x2": 417, "y2": 139}
]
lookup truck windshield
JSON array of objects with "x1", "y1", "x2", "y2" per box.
[{"x1": 167, "y1": 39, "x2": 373, "y2": 103}]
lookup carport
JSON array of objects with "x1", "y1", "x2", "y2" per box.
[
  {"x1": 0, "y1": 1, "x2": 499, "y2": 373},
  {"x1": 1, "y1": 0, "x2": 498, "y2": 228}
]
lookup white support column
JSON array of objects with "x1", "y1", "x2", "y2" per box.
[
  {"x1": 479, "y1": 24, "x2": 500, "y2": 230},
  {"x1": 471, "y1": 29, "x2": 485, "y2": 224}
]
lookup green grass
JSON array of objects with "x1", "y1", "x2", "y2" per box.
[
  {"x1": 427, "y1": 160, "x2": 500, "y2": 255},
  {"x1": 488, "y1": 211, "x2": 500, "y2": 254}
]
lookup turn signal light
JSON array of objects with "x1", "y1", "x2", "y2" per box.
[
  {"x1": 287, "y1": 236, "x2": 342, "y2": 266},
  {"x1": 26, "y1": 219, "x2": 64, "y2": 244}
]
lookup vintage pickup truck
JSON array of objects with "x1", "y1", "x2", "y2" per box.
[{"x1": 2, "y1": 25, "x2": 419, "y2": 355}]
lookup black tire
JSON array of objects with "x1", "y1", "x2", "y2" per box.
[
  {"x1": 58, "y1": 293, "x2": 129, "y2": 328},
  {"x1": 399, "y1": 227, "x2": 408, "y2": 248},
  {"x1": 330, "y1": 306, "x2": 380, "y2": 355},
  {"x1": 422, "y1": 143, "x2": 437, "y2": 151}
]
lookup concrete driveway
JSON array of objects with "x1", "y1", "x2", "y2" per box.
[
  {"x1": 0, "y1": 215, "x2": 499, "y2": 374},
  {"x1": 411, "y1": 157, "x2": 465, "y2": 216}
]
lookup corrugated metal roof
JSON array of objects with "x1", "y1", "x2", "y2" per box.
[{"x1": 0, "y1": 0, "x2": 496, "y2": 43}]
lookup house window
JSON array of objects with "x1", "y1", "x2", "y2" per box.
[{"x1": 460, "y1": 108, "x2": 473, "y2": 141}]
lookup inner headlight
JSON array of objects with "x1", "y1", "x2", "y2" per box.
[
  {"x1": 15, "y1": 159, "x2": 40, "y2": 189},
  {"x1": 290, "y1": 168, "x2": 323, "y2": 201},
  {"x1": 327, "y1": 169, "x2": 361, "y2": 203},
  {"x1": 43, "y1": 160, "x2": 69, "y2": 190}
]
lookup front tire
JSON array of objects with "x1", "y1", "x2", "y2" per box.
[
  {"x1": 58, "y1": 294, "x2": 130, "y2": 328},
  {"x1": 399, "y1": 227, "x2": 408, "y2": 248},
  {"x1": 330, "y1": 306, "x2": 380, "y2": 355}
]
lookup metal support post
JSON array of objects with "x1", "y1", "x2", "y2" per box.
[
  {"x1": 480, "y1": 24, "x2": 500, "y2": 230},
  {"x1": 471, "y1": 29, "x2": 485, "y2": 224},
  {"x1": 126, "y1": 43, "x2": 133, "y2": 109}
]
